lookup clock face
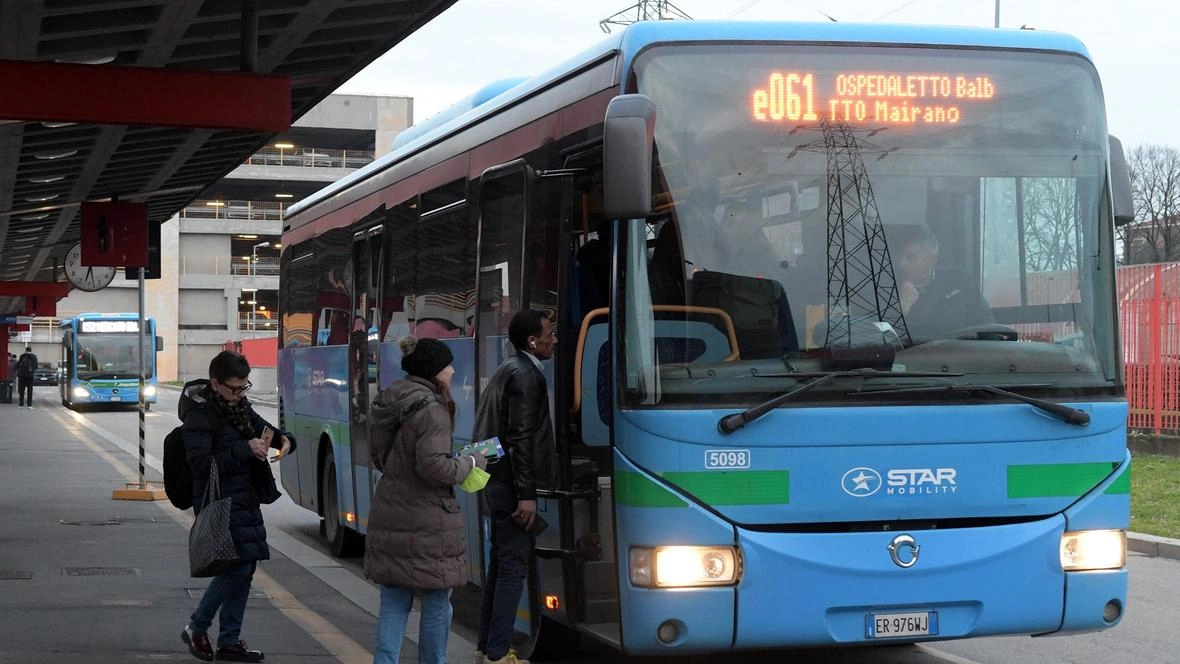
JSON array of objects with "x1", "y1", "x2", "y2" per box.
[{"x1": 64, "y1": 242, "x2": 118, "y2": 292}]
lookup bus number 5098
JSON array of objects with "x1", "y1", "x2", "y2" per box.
[{"x1": 705, "y1": 449, "x2": 751, "y2": 469}]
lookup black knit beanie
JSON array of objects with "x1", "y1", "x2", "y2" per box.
[{"x1": 400, "y1": 336, "x2": 453, "y2": 380}]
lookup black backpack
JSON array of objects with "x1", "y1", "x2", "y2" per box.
[
  {"x1": 16, "y1": 354, "x2": 35, "y2": 377},
  {"x1": 163, "y1": 409, "x2": 219, "y2": 510}
]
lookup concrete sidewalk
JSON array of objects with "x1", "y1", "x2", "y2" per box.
[{"x1": 0, "y1": 394, "x2": 378, "y2": 664}]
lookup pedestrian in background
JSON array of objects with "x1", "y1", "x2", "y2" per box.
[
  {"x1": 365, "y1": 336, "x2": 487, "y2": 664},
  {"x1": 16, "y1": 346, "x2": 37, "y2": 408},
  {"x1": 472, "y1": 310, "x2": 558, "y2": 664},
  {"x1": 179, "y1": 350, "x2": 293, "y2": 663}
]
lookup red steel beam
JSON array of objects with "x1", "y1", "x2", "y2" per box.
[
  {"x1": 0, "y1": 281, "x2": 71, "y2": 297},
  {"x1": 0, "y1": 60, "x2": 290, "y2": 132}
]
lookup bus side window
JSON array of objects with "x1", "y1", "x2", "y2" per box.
[{"x1": 314, "y1": 226, "x2": 353, "y2": 346}]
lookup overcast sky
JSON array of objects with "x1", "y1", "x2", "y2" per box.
[{"x1": 337, "y1": 0, "x2": 1171, "y2": 149}]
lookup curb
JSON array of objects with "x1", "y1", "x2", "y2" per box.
[
  {"x1": 1128, "y1": 531, "x2": 1180, "y2": 560},
  {"x1": 159, "y1": 382, "x2": 278, "y2": 407}
]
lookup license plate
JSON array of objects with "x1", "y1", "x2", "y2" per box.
[
  {"x1": 866, "y1": 611, "x2": 937, "y2": 639},
  {"x1": 110, "y1": 396, "x2": 122, "y2": 401}
]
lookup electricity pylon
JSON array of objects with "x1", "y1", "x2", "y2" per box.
[
  {"x1": 600, "y1": 0, "x2": 692, "y2": 33},
  {"x1": 789, "y1": 118, "x2": 910, "y2": 347}
]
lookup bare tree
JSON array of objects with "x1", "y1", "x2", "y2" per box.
[
  {"x1": 1126, "y1": 144, "x2": 1180, "y2": 264},
  {"x1": 1023, "y1": 177, "x2": 1079, "y2": 271}
]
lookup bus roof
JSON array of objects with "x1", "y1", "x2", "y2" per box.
[
  {"x1": 60, "y1": 312, "x2": 145, "y2": 326},
  {"x1": 285, "y1": 20, "x2": 1091, "y2": 222},
  {"x1": 285, "y1": 32, "x2": 623, "y2": 221}
]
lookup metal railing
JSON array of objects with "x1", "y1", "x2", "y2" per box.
[
  {"x1": 179, "y1": 199, "x2": 286, "y2": 222},
  {"x1": 237, "y1": 312, "x2": 278, "y2": 331},
  {"x1": 178, "y1": 256, "x2": 278, "y2": 276},
  {"x1": 230, "y1": 257, "x2": 280, "y2": 276},
  {"x1": 244, "y1": 146, "x2": 375, "y2": 170}
]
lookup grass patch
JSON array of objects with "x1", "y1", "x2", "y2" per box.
[{"x1": 1131, "y1": 454, "x2": 1180, "y2": 539}]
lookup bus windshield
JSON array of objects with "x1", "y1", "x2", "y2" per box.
[
  {"x1": 75, "y1": 333, "x2": 153, "y2": 380},
  {"x1": 620, "y1": 43, "x2": 1118, "y2": 408}
]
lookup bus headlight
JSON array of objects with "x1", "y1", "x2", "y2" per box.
[
  {"x1": 72, "y1": 386, "x2": 90, "y2": 399},
  {"x1": 629, "y1": 546, "x2": 742, "y2": 588},
  {"x1": 1060, "y1": 530, "x2": 1125, "y2": 571},
  {"x1": 142, "y1": 385, "x2": 156, "y2": 397}
]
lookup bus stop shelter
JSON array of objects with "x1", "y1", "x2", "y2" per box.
[{"x1": 0, "y1": 0, "x2": 457, "y2": 394}]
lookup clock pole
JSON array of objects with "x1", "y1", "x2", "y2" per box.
[
  {"x1": 137, "y1": 266, "x2": 146, "y2": 489},
  {"x1": 113, "y1": 266, "x2": 166, "y2": 502}
]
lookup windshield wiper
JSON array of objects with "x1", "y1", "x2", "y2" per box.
[
  {"x1": 850, "y1": 383, "x2": 1090, "y2": 426},
  {"x1": 717, "y1": 368, "x2": 963, "y2": 434}
]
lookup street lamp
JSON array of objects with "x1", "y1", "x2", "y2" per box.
[{"x1": 251, "y1": 242, "x2": 270, "y2": 330}]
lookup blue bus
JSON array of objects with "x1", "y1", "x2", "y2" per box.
[
  {"x1": 59, "y1": 312, "x2": 162, "y2": 410},
  {"x1": 277, "y1": 21, "x2": 1132, "y2": 656}
]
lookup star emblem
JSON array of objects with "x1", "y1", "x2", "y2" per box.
[{"x1": 850, "y1": 471, "x2": 874, "y2": 492}]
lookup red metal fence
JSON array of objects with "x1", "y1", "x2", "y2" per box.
[
  {"x1": 1119, "y1": 263, "x2": 1180, "y2": 433},
  {"x1": 221, "y1": 337, "x2": 278, "y2": 369}
]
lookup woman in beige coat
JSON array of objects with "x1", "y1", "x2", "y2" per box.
[{"x1": 365, "y1": 336, "x2": 487, "y2": 664}]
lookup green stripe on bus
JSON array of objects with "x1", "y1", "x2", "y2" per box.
[
  {"x1": 615, "y1": 471, "x2": 687, "y2": 508},
  {"x1": 662, "y1": 470, "x2": 790, "y2": 505},
  {"x1": 1104, "y1": 465, "x2": 1131, "y2": 495},
  {"x1": 1007, "y1": 463, "x2": 1121, "y2": 498}
]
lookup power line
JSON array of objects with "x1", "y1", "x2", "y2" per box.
[
  {"x1": 874, "y1": 0, "x2": 923, "y2": 22},
  {"x1": 724, "y1": 0, "x2": 764, "y2": 19}
]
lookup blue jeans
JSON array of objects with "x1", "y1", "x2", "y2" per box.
[
  {"x1": 477, "y1": 481, "x2": 533, "y2": 660},
  {"x1": 375, "y1": 585, "x2": 453, "y2": 664},
  {"x1": 189, "y1": 560, "x2": 256, "y2": 647}
]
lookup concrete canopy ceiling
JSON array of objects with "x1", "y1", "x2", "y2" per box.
[{"x1": 0, "y1": 0, "x2": 456, "y2": 314}]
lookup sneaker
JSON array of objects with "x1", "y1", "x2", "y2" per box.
[
  {"x1": 483, "y1": 650, "x2": 530, "y2": 664},
  {"x1": 180, "y1": 625, "x2": 214, "y2": 662},
  {"x1": 473, "y1": 651, "x2": 486, "y2": 664},
  {"x1": 215, "y1": 641, "x2": 265, "y2": 662}
]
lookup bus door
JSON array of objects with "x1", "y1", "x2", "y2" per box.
[
  {"x1": 476, "y1": 161, "x2": 545, "y2": 631},
  {"x1": 350, "y1": 223, "x2": 383, "y2": 533},
  {"x1": 60, "y1": 328, "x2": 72, "y2": 405},
  {"x1": 476, "y1": 163, "x2": 527, "y2": 378},
  {"x1": 560, "y1": 156, "x2": 625, "y2": 644},
  {"x1": 478, "y1": 159, "x2": 589, "y2": 653}
]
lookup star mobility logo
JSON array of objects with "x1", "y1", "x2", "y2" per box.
[{"x1": 841, "y1": 467, "x2": 882, "y2": 497}]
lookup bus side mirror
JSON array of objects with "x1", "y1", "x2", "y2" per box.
[
  {"x1": 603, "y1": 94, "x2": 656, "y2": 220},
  {"x1": 156, "y1": 335, "x2": 164, "y2": 351},
  {"x1": 1109, "y1": 135, "x2": 1134, "y2": 226}
]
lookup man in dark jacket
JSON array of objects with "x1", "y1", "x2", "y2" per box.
[
  {"x1": 472, "y1": 309, "x2": 558, "y2": 664},
  {"x1": 16, "y1": 346, "x2": 37, "y2": 408},
  {"x1": 895, "y1": 227, "x2": 993, "y2": 343},
  {"x1": 179, "y1": 351, "x2": 293, "y2": 663}
]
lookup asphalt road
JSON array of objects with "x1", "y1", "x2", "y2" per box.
[{"x1": 39, "y1": 384, "x2": 1180, "y2": 664}]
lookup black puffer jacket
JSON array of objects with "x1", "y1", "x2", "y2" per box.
[
  {"x1": 471, "y1": 353, "x2": 557, "y2": 499},
  {"x1": 179, "y1": 379, "x2": 293, "y2": 562}
]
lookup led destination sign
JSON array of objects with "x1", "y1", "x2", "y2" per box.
[
  {"x1": 751, "y1": 71, "x2": 996, "y2": 125},
  {"x1": 80, "y1": 320, "x2": 139, "y2": 333}
]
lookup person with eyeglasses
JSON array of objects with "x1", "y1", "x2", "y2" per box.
[
  {"x1": 471, "y1": 309, "x2": 558, "y2": 664},
  {"x1": 178, "y1": 350, "x2": 295, "y2": 663}
]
